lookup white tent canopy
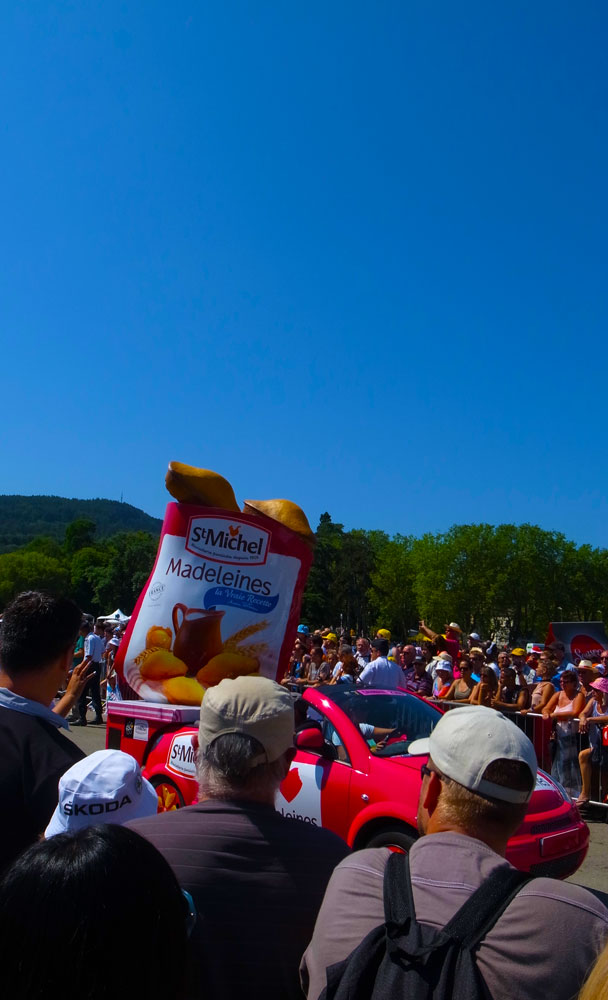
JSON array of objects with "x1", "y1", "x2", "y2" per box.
[{"x1": 99, "y1": 608, "x2": 131, "y2": 624}]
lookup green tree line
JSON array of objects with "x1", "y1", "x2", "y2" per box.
[
  {"x1": 0, "y1": 519, "x2": 157, "y2": 614},
  {"x1": 300, "y1": 515, "x2": 608, "y2": 642},
  {"x1": 1, "y1": 513, "x2": 607, "y2": 642}
]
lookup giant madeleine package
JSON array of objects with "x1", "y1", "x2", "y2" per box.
[{"x1": 114, "y1": 466, "x2": 314, "y2": 705}]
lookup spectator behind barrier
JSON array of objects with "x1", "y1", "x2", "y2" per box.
[
  {"x1": 45, "y1": 749, "x2": 158, "y2": 837},
  {"x1": 0, "y1": 825, "x2": 193, "y2": 1000}
]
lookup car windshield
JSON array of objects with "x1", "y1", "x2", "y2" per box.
[{"x1": 312, "y1": 686, "x2": 441, "y2": 756}]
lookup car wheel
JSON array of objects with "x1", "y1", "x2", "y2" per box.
[
  {"x1": 363, "y1": 827, "x2": 417, "y2": 854},
  {"x1": 151, "y1": 776, "x2": 185, "y2": 812}
]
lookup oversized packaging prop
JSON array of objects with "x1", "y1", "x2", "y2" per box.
[{"x1": 114, "y1": 502, "x2": 313, "y2": 704}]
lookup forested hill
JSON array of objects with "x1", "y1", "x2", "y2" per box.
[{"x1": 0, "y1": 495, "x2": 162, "y2": 552}]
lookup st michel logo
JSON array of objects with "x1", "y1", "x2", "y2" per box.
[{"x1": 185, "y1": 515, "x2": 270, "y2": 566}]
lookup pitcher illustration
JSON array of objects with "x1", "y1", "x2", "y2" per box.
[{"x1": 172, "y1": 604, "x2": 225, "y2": 676}]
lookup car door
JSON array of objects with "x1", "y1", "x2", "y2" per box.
[{"x1": 275, "y1": 707, "x2": 353, "y2": 839}]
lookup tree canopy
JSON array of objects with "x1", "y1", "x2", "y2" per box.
[
  {"x1": 300, "y1": 515, "x2": 608, "y2": 643},
  {"x1": 0, "y1": 508, "x2": 606, "y2": 642}
]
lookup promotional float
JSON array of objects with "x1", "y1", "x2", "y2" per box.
[{"x1": 107, "y1": 461, "x2": 314, "y2": 794}]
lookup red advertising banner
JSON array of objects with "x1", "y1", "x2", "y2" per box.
[{"x1": 545, "y1": 622, "x2": 608, "y2": 663}]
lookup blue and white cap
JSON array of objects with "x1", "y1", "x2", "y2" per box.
[{"x1": 45, "y1": 750, "x2": 158, "y2": 837}]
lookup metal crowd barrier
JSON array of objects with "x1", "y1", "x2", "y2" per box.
[{"x1": 426, "y1": 700, "x2": 608, "y2": 809}]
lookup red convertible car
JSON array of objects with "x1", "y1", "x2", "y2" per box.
[{"x1": 107, "y1": 686, "x2": 589, "y2": 877}]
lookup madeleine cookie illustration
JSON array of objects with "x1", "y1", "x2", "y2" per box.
[
  {"x1": 137, "y1": 649, "x2": 188, "y2": 680},
  {"x1": 163, "y1": 676, "x2": 207, "y2": 705},
  {"x1": 196, "y1": 651, "x2": 259, "y2": 687},
  {"x1": 146, "y1": 625, "x2": 172, "y2": 650},
  {"x1": 165, "y1": 461, "x2": 239, "y2": 511}
]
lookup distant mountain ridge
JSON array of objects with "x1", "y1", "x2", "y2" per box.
[{"x1": 0, "y1": 495, "x2": 163, "y2": 553}]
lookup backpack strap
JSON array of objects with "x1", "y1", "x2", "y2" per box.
[
  {"x1": 383, "y1": 850, "x2": 533, "y2": 951},
  {"x1": 383, "y1": 851, "x2": 416, "y2": 927},
  {"x1": 442, "y1": 864, "x2": 533, "y2": 949}
]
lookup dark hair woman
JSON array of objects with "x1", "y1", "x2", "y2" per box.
[{"x1": 0, "y1": 825, "x2": 194, "y2": 1000}]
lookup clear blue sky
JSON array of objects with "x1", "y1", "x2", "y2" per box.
[{"x1": 2, "y1": 2, "x2": 607, "y2": 545}]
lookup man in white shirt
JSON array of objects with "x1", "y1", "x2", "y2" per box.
[
  {"x1": 73, "y1": 622, "x2": 104, "y2": 726},
  {"x1": 358, "y1": 639, "x2": 404, "y2": 689}
]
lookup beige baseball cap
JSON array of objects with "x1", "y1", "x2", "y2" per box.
[{"x1": 198, "y1": 676, "x2": 295, "y2": 767}]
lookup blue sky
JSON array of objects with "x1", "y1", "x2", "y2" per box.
[{"x1": 2, "y1": 2, "x2": 607, "y2": 545}]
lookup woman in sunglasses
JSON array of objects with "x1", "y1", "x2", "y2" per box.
[{"x1": 441, "y1": 659, "x2": 476, "y2": 702}]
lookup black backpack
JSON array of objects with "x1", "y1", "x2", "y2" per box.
[{"x1": 320, "y1": 851, "x2": 532, "y2": 1000}]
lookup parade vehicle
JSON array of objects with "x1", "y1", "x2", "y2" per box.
[{"x1": 107, "y1": 686, "x2": 589, "y2": 878}]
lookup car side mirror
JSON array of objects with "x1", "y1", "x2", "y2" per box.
[{"x1": 295, "y1": 726, "x2": 325, "y2": 751}]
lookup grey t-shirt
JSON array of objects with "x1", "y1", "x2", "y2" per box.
[{"x1": 301, "y1": 832, "x2": 608, "y2": 1000}]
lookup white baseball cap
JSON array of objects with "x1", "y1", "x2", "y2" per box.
[
  {"x1": 409, "y1": 706, "x2": 537, "y2": 804},
  {"x1": 45, "y1": 750, "x2": 158, "y2": 837}
]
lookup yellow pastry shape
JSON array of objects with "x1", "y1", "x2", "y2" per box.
[
  {"x1": 196, "y1": 651, "x2": 259, "y2": 687},
  {"x1": 242, "y1": 498, "x2": 315, "y2": 545},
  {"x1": 163, "y1": 676, "x2": 206, "y2": 705},
  {"x1": 166, "y1": 462, "x2": 239, "y2": 511},
  {"x1": 139, "y1": 649, "x2": 188, "y2": 680}
]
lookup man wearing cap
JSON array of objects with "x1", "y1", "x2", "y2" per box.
[
  {"x1": 402, "y1": 655, "x2": 432, "y2": 697},
  {"x1": 323, "y1": 632, "x2": 338, "y2": 654},
  {"x1": 358, "y1": 639, "x2": 404, "y2": 689},
  {"x1": 419, "y1": 619, "x2": 461, "y2": 666},
  {"x1": 128, "y1": 676, "x2": 347, "y2": 1000},
  {"x1": 301, "y1": 706, "x2": 608, "y2": 1000},
  {"x1": 467, "y1": 631, "x2": 482, "y2": 651},
  {"x1": 511, "y1": 647, "x2": 536, "y2": 687}
]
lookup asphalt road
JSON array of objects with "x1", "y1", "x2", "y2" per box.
[{"x1": 67, "y1": 723, "x2": 608, "y2": 894}]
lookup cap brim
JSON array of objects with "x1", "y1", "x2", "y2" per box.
[
  {"x1": 44, "y1": 807, "x2": 67, "y2": 839},
  {"x1": 408, "y1": 737, "x2": 430, "y2": 757},
  {"x1": 132, "y1": 777, "x2": 160, "y2": 820}
]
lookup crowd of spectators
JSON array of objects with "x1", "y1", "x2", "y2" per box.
[{"x1": 282, "y1": 621, "x2": 608, "y2": 803}]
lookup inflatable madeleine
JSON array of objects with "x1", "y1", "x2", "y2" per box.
[{"x1": 113, "y1": 463, "x2": 314, "y2": 706}]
